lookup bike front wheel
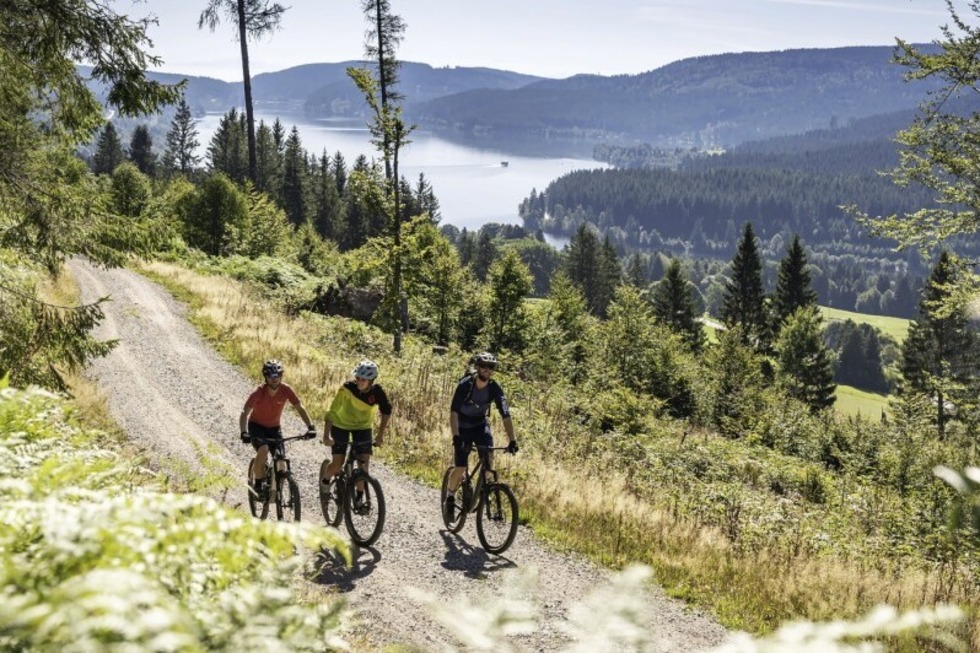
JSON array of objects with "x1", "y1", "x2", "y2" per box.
[
  {"x1": 476, "y1": 483, "x2": 519, "y2": 554},
  {"x1": 344, "y1": 473, "x2": 385, "y2": 546},
  {"x1": 276, "y1": 473, "x2": 301, "y2": 522},
  {"x1": 320, "y1": 477, "x2": 344, "y2": 527},
  {"x1": 440, "y1": 467, "x2": 468, "y2": 533},
  {"x1": 247, "y1": 459, "x2": 270, "y2": 520}
]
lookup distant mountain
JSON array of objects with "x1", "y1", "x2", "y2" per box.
[{"x1": 408, "y1": 45, "x2": 944, "y2": 148}]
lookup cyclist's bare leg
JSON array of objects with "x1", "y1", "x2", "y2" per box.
[
  {"x1": 251, "y1": 444, "x2": 270, "y2": 483},
  {"x1": 447, "y1": 465, "x2": 466, "y2": 492},
  {"x1": 321, "y1": 454, "x2": 345, "y2": 483},
  {"x1": 355, "y1": 454, "x2": 371, "y2": 492}
]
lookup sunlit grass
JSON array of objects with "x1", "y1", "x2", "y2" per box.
[
  {"x1": 820, "y1": 306, "x2": 910, "y2": 344},
  {"x1": 137, "y1": 260, "x2": 977, "y2": 648},
  {"x1": 835, "y1": 384, "x2": 890, "y2": 419}
]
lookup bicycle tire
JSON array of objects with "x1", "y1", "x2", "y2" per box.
[
  {"x1": 276, "y1": 473, "x2": 301, "y2": 522},
  {"x1": 344, "y1": 472, "x2": 385, "y2": 546},
  {"x1": 320, "y1": 476, "x2": 344, "y2": 527},
  {"x1": 440, "y1": 467, "x2": 468, "y2": 533},
  {"x1": 476, "y1": 483, "x2": 519, "y2": 554},
  {"x1": 247, "y1": 460, "x2": 270, "y2": 520}
]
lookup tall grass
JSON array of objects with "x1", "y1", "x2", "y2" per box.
[{"x1": 140, "y1": 261, "x2": 977, "y2": 650}]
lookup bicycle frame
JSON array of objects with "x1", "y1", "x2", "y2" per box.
[{"x1": 463, "y1": 445, "x2": 507, "y2": 511}]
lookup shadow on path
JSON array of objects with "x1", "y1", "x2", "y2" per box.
[
  {"x1": 439, "y1": 530, "x2": 515, "y2": 578},
  {"x1": 313, "y1": 542, "x2": 382, "y2": 591}
]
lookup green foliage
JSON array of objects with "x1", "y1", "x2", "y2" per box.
[
  {"x1": 92, "y1": 122, "x2": 125, "y2": 175},
  {"x1": 0, "y1": 384, "x2": 347, "y2": 651},
  {"x1": 110, "y1": 161, "x2": 152, "y2": 218},
  {"x1": 486, "y1": 250, "x2": 533, "y2": 352},
  {"x1": 775, "y1": 306, "x2": 837, "y2": 412},
  {"x1": 722, "y1": 223, "x2": 766, "y2": 347},
  {"x1": 127, "y1": 124, "x2": 156, "y2": 177},
  {"x1": 772, "y1": 234, "x2": 818, "y2": 328},
  {"x1": 652, "y1": 258, "x2": 706, "y2": 352},
  {"x1": 162, "y1": 98, "x2": 202, "y2": 177},
  {"x1": 705, "y1": 327, "x2": 767, "y2": 437},
  {"x1": 182, "y1": 173, "x2": 249, "y2": 257}
]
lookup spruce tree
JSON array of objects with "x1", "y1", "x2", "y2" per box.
[
  {"x1": 280, "y1": 126, "x2": 308, "y2": 226},
  {"x1": 773, "y1": 234, "x2": 817, "y2": 326},
  {"x1": 92, "y1": 122, "x2": 124, "y2": 175},
  {"x1": 486, "y1": 250, "x2": 532, "y2": 353},
  {"x1": 162, "y1": 98, "x2": 201, "y2": 176},
  {"x1": 595, "y1": 236, "x2": 622, "y2": 318},
  {"x1": 775, "y1": 306, "x2": 837, "y2": 412},
  {"x1": 206, "y1": 109, "x2": 248, "y2": 183},
  {"x1": 900, "y1": 250, "x2": 976, "y2": 438},
  {"x1": 564, "y1": 223, "x2": 601, "y2": 314},
  {"x1": 652, "y1": 258, "x2": 706, "y2": 352},
  {"x1": 127, "y1": 124, "x2": 156, "y2": 177},
  {"x1": 721, "y1": 222, "x2": 766, "y2": 346}
]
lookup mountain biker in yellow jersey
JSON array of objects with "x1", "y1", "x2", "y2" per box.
[
  {"x1": 445, "y1": 351, "x2": 518, "y2": 521},
  {"x1": 320, "y1": 359, "x2": 392, "y2": 511},
  {"x1": 239, "y1": 359, "x2": 316, "y2": 497}
]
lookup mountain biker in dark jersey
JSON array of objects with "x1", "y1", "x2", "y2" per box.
[
  {"x1": 444, "y1": 351, "x2": 518, "y2": 521},
  {"x1": 239, "y1": 359, "x2": 316, "y2": 496},
  {"x1": 320, "y1": 359, "x2": 392, "y2": 509}
]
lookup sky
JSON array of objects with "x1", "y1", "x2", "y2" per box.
[{"x1": 129, "y1": 0, "x2": 962, "y2": 82}]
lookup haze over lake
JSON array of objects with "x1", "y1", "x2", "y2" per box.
[{"x1": 196, "y1": 112, "x2": 606, "y2": 234}]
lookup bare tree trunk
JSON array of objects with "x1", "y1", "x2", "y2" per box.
[{"x1": 237, "y1": 0, "x2": 257, "y2": 183}]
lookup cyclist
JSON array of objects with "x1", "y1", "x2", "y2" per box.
[
  {"x1": 320, "y1": 359, "x2": 392, "y2": 511},
  {"x1": 239, "y1": 359, "x2": 316, "y2": 498},
  {"x1": 445, "y1": 351, "x2": 518, "y2": 521}
]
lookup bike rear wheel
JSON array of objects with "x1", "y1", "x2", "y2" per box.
[
  {"x1": 440, "y1": 467, "x2": 468, "y2": 533},
  {"x1": 276, "y1": 473, "x2": 301, "y2": 522},
  {"x1": 476, "y1": 483, "x2": 519, "y2": 554},
  {"x1": 247, "y1": 460, "x2": 270, "y2": 520},
  {"x1": 320, "y1": 476, "x2": 344, "y2": 527},
  {"x1": 344, "y1": 472, "x2": 385, "y2": 546}
]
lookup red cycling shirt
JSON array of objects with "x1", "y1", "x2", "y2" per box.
[{"x1": 243, "y1": 383, "x2": 300, "y2": 428}]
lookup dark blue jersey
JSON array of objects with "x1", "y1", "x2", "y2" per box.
[{"x1": 450, "y1": 376, "x2": 509, "y2": 429}]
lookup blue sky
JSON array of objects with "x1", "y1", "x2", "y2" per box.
[{"x1": 132, "y1": 0, "x2": 960, "y2": 81}]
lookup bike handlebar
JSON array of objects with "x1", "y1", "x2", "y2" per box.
[{"x1": 252, "y1": 432, "x2": 315, "y2": 445}]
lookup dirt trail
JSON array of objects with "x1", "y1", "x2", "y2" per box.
[{"x1": 71, "y1": 260, "x2": 729, "y2": 652}]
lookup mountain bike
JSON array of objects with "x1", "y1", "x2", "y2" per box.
[
  {"x1": 440, "y1": 445, "x2": 519, "y2": 554},
  {"x1": 248, "y1": 432, "x2": 314, "y2": 522},
  {"x1": 319, "y1": 440, "x2": 386, "y2": 546}
]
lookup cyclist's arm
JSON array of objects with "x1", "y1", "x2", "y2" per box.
[
  {"x1": 376, "y1": 412, "x2": 390, "y2": 445},
  {"x1": 502, "y1": 415, "x2": 516, "y2": 445},
  {"x1": 293, "y1": 402, "x2": 315, "y2": 430},
  {"x1": 239, "y1": 400, "x2": 253, "y2": 434},
  {"x1": 449, "y1": 411, "x2": 460, "y2": 438}
]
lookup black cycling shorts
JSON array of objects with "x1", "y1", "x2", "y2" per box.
[
  {"x1": 454, "y1": 424, "x2": 493, "y2": 467},
  {"x1": 248, "y1": 422, "x2": 282, "y2": 451},
  {"x1": 331, "y1": 426, "x2": 373, "y2": 457}
]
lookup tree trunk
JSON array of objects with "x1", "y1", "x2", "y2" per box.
[{"x1": 237, "y1": 0, "x2": 257, "y2": 183}]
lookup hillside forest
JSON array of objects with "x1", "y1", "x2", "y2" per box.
[{"x1": 3, "y1": 0, "x2": 980, "y2": 651}]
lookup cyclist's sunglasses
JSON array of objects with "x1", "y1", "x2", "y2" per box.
[
  {"x1": 265, "y1": 373, "x2": 282, "y2": 379},
  {"x1": 476, "y1": 362, "x2": 496, "y2": 370}
]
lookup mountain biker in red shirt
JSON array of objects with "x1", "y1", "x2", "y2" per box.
[{"x1": 239, "y1": 359, "x2": 316, "y2": 496}]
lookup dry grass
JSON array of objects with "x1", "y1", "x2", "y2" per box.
[{"x1": 137, "y1": 260, "x2": 978, "y2": 647}]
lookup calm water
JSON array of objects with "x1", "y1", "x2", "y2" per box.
[{"x1": 196, "y1": 112, "x2": 606, "y2": 233}]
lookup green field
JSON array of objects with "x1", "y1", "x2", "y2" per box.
[
  {"x1": 820, "y1": 306, "x2": 910, "y2": 344},
  {"x1": 834, "y1": 384, "x2": 890, "y2": 419}
]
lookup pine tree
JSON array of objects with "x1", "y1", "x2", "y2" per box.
[
  {"x1": 773, "y1": 234, "x2": 817, "y2": 326},
  {"x1": 775, "y1": 305, "x2": 837, "y2": 412},
  {"x1": 206, "y1": 109, "x2": 248, "y2": 183},
  {"x1": 721, "y1": 222, "x2": 767, "y2": 346},
  {"x1": 625, "y1": 252, "x2": 647, "y2": 288},
  {"x1": 900, "y1": 250, "x2": 976, "y2": 438},
  {"x1": 254, "y1": 121, "x2": 281, "y2": 196},
  {"x1": 486, "y1": 250, "x2": 532, "y2": 352},
  {"x1": 595, "y1": 236, "x2": 623, "y2": 318},
  {"x1": 565, "y1": 223, "x2": 601, "y2": 314},
  {"x1": 92, "y1": 122, "x2": 124, "y2": 175},
  {"x1": 280, "y1": 126, "x2": 309, "y2": 225},
  {"x1": 652, "y1": 258, "x2": 706, "y2": 352},
  {"x1": 199, "y1": 0, "x2": 286, "y2": 183},
  {"x1": 162, "y1": 98, "x2": 201, "y2": 176},
  {"x1": 127, "y1": 124, "x2": 156, "y2": 177}
]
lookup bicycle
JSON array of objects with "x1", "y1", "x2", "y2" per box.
[
  {"x1": 248, "y1": 432, "x2": 314, "y2": 522},
  {"x1": 440, "y1": 445, "x2": 519, "y2": 554},
  {"x1": 319, "y1": 440, "x2": 386, "y2": 546}
]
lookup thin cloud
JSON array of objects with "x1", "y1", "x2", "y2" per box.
[{"x1": 763, "y1": 0, "x2": 942, "y2": 16}]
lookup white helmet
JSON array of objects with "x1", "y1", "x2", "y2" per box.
[{"x1": 352, "y1": 359, "x2": 379, "y2": 381}]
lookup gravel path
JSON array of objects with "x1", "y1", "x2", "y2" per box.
[{"x1": 70, "y1": 260, "x2": 729, "y2": 652}]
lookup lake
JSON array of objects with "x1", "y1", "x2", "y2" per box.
[{"x1": 196, "y1": 112, "x2": 605, "y2": 235}]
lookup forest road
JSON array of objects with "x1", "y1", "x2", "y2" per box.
[{"x1": 70, "y1": 260, "x2": 729, "y2": 652}]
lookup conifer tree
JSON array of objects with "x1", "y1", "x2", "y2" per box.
[
  {"x1": 565, "y1": 223, "x2": 601, "y2": 314},
  {"x1": 206, "y1": 109, "x2": 248, "y2": 183},
  {"x1": 199, "y1": 0, "x2": 286, "y2": 183},
  {"x1": 254, "y1": 121, "x2": 281, "y2": 196},
  {"x1": 775, "y1": 305, "x2": 837, "y2": 412},
  {"x1": 127, "y1": 124, "x2": 156, "y2": 177},
  {"x1": 652, "y1": 258, "x2": 706, "y2": 352},
  {"x1": 280, "y1": 126, "x2": 308, "y2": 225},
  {"x1": 721, "y1": 222, "x2": 766, "y2": 346},
  {"x1": 773, "y1": 234, "x2": 817, "y2": 326},
  {"x1": 486, "y1": 250, "x2": 532, "y2": 353},
  {"x1": 92, "y1": 122, "x2": 125, "y2": 175},
  {"x1": 625, "y1": 253, "x2": 648, "y2": 288},
  {"x1": 162, "y1": 98, "x2": 201, "y2": 176},
  {"x1": 900, "y1": 250, "x2": 976, "y2": 438},
  {"x1": 596, "y1": 236, "x2": 623, "y2": 318}
]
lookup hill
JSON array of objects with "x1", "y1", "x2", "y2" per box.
[{"x1": 410, "y1": 45, "x2": 943, "y2": 148}]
